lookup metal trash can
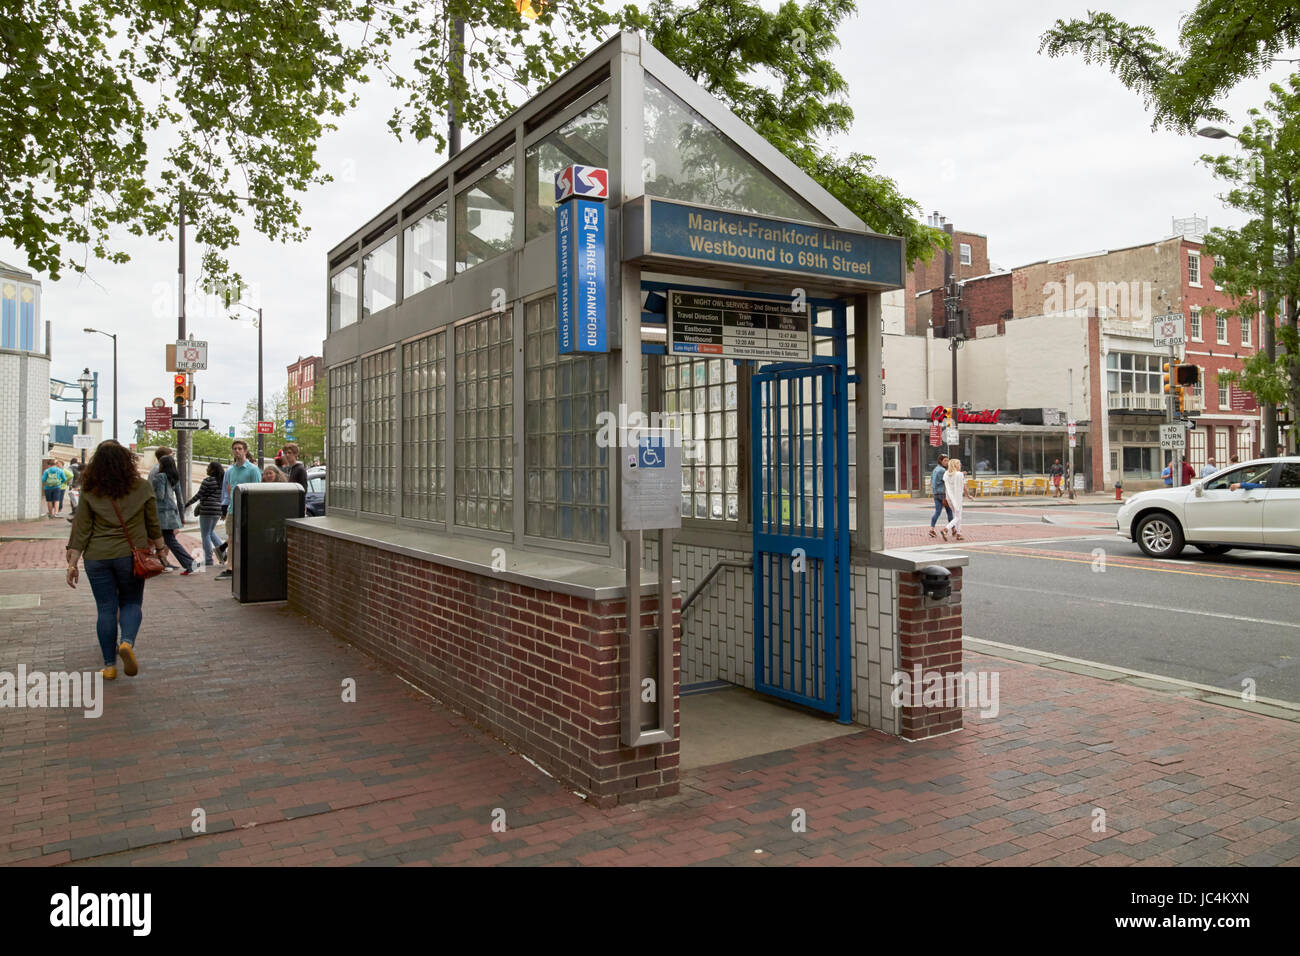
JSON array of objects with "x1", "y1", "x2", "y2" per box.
[{"x1": 231, "y1": 484, "x2": 305, "y2": 603}]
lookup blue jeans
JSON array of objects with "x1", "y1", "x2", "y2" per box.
[
  {"x1": 83, "y1": 556, "x2": 145, "y2": 666},
  {"x1": 161, "y1": 529, "x2": 195, "y2": 571},
  {"x1": 930, "y1": 494, "x2": 953, "y2": 527},
  {"x1": 198, "y1": 515, "x2": 223, "y2": 565}
]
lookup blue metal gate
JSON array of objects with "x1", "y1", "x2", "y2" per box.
[{"x1": 752, "y1": 356, "x2": 851, "y2": 722}]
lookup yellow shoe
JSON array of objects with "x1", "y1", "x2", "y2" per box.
[
  {"x1": 101, "y1": 666, "x2": 117, "y2": 680},
  {"x1": 118, "y1": 643, "x2": 138, "y2": 677}
]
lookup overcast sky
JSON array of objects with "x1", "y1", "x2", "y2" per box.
[{"x1": 5, "y1": 0, "x2": 1294, "y2": 442}]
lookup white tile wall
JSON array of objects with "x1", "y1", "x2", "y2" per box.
[
  {"x1": 0, "y1": 350, "x2": 51, "y2": 521},
  {"x1": 645, "y1": 538, "x2": 900, "y2": 733}
]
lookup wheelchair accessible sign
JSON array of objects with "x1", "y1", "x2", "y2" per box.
[{"x1": 621, "y1": 428, "x2": 681, "y2": 531}]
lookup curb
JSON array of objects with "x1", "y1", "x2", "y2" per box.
[{"x1": 965, "y1": 636, "x2": 1300, "y2": 724}]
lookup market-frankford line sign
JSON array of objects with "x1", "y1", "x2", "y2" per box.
[{"x1": 623, "y1": 196, "x2": 905, "y2": 290}]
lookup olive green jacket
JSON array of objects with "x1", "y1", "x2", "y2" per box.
[{"x1": 68, "y1": 480, "x2": 162, "y2": 561}]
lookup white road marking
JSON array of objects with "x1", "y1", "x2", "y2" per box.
[{"x1": 973, "y1": 580, "x2": 1300, "y2": 630}]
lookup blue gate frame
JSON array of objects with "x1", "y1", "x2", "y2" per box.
[{"x1": 640, "y1": 282, "x2": 853, "y2": 724}]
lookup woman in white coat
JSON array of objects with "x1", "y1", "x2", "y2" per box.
[{"x1": 942, "y1": 457, "x2": 969, "y2": 541}]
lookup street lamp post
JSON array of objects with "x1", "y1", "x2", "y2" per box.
[
  {"x1": 77, "y1": 368, "x2": 93, "y2": 467},
  {"x1": 229, "y1": 303, "x2": 265, "y2": 467},
  {"x1": 1198, "y1": 126, "x2": 1276, "y2": 456},
  {"x1": 83, "y1": 328, "x2": 118, "y2": 441}
]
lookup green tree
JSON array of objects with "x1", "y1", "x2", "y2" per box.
[
  {"x1": 1039, "y1": 3, "x2": 1300, "y2": 133},
  {"x1": 1199, "y1": 77, "x2": 1300, "y2": 448},
  {"x1": 139, "y1": 427, "x2": 233, "y2": 460},
  {"x1": 5, "y1": 0, "x2": 940, "y2": 286}
]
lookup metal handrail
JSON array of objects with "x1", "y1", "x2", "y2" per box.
[{"x1": 680, "y1": 558, "x2": 749, "y2": 619}]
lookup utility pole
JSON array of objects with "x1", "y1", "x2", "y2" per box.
[
  {"x1": 177, "y1": 188, "x2": 192, "y2": 503},
  {"x1": 448, "y1": 18, "x2": 465, "y2": 157},
  {"x1": 1067, "y1": 368, "x2": 1076, "y2": 500},
  {"x1": 944, "y1": 221, "x2": 958, "y2": 412}
]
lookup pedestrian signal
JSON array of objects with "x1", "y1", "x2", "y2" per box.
[{"x1": 1174, "y1": 364, "x2": 1200, "y2": 387}]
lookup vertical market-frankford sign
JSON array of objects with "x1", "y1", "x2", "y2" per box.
[
  {"x1": 624, "y1": 196, "x2": 904, "y2": 290},
  {"x1": 556, "y1": 165, "x2": 608, "y2": 353}
]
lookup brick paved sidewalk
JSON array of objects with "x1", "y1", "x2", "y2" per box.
[
  {"x1": 1, "y1": 566, "x2": 1297, "y2": 866},
  {"x1": 0, "y1": 533, "x2": 203, "y2": 571}
]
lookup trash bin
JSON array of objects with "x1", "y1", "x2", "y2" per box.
[{"x1": 231, "y1": 484, "x2": 305, "y2": 603}]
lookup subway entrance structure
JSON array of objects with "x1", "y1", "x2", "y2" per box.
[{"x1": 290, "y1": 31, "x2": 969, "y2": 806}]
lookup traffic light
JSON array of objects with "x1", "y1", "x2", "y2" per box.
[
  {"x1": 1174, "y1": 364, "x2": 1200, "y2": 387},
  {"x1": 173, "y1": 373, "x2": 187, "y2": 405},
  {"x1": 1176, "y1": 386, "x2": 1187, "y2": 413},
  {"x1": 1162, "y1": 362, "x2": 1172, "y2": 395}
]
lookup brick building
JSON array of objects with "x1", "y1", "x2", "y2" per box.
[{"x1": 286, "y1": 355, "x2": 323, "y2": 421}]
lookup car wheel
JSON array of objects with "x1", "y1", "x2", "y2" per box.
[
  {"x1": 1136, "y1": 512, "x2": 1185, "y2": 559},
  {"x1": 1195, "y1": 544, "x2": 1232, "y2": 555}
]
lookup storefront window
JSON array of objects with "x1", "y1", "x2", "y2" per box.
[
  {"x1": 404, "y1": 203, "x2": 448, "y2": 297},
  {"x1": 362, "y1": 238, "x2": 397, "y2": 317},
  {"x1": 973, "y1": 436, "x2": 997, "y2": 475},
  {"x1": 524, "y1": 296, "x2": 610, "y2": 543},
  {"x1": 330, "y1": 265, "x2": 358, "y2": 331},
  {"x1": 455, "y1": 148, "x2": 516, "y2": 273},
  {"x1": 524, "y1": 100, "x2": 609, "y2": 241}
]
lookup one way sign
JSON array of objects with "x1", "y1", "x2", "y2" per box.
[{"x1": 172, "y1": 418, "x2": 210, "y2": 431}]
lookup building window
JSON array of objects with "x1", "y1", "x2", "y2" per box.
[
  {"x1": 329, "y1": 265, "x2": 358, "y2": 331},
  {"x1": 524, "y1": 296, "x2": 610, "y2": 543},
  {"x1": 1214, "y1": 255, "x2": 1225, "y2": 290},
  {"x1": 402, "y1": 331, "x2": 447, "y2": 522},
  {"x1": 326, "y1": 362, "x2": 358, "y2": 510},
  {"x1": 455, "y1": 147, "x2": 516, "y2": 274},
  {"x1": 1238, "y1": 429, "x2": 1253, "y2": 462},
  {"x1": 362, "y1": 237, "x2": 397, "y2": 318},
  {"x1": 1191, "y1": 365, "x2": 1204, "y2": 402},
  {"x1": 1216, "y1": 311, "x2": 1228, "y2": 344},
  {"x1": 454, "y1": 311, "x2": 513, "y2": 531},
  {"x1": 524, "y1": 99, "x2": 610, "y2": 242},
  {"x1": 1215, "y1": 428, "x2": 1230, "y2": 463},
  {"x1": 664, "y1": 355, "x2": 740, "y2": 520},
  {"x1": 360, "y1": 349, "x2": 397, "y2": 515},
  {"x1": 1188, "y1": 253, "x2": 1200, "y2": 286},
  {"x1": 1217, "y1": 373, "x2": 1229, "y2": 409},
  {"x1": 1241, "y1": 316, "x2": 1251, "y2": 346},
  {"x1": 1189, "y1": 307, "x2": 1201, "y2": 340},
  {"x1": 959, "y1": 243, "x2": 972, "y2": 266},
  {"x1": 403, "y1": 202, "x2": 448, "y2": 298}
]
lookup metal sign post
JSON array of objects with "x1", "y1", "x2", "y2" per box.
[
  {"x1": 619, "y1": 427, "x2": 680, "y2": 748},
  {"x1": 1154, "y1": 314, "x2": 1186, "y2": 487}
]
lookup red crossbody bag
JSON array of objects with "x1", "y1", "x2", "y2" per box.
[{"x1": 110, "y1": 497, "x2": 164, "y2": 579}]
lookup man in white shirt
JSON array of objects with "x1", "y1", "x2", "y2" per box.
[{"x1": 1200, "y1": 457, "x2": 1218, "y2": 479}]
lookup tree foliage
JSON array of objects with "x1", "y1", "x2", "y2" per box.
[
  {"x1": 1199, "y1": 76, "x2": 1300, "y2": 443},
  {"x1": 3, "y1": 0, "x2": 940, "y2": 286},
  {"x1": 1039, "y1": 2, "x2": 1300, "y2": 133}
]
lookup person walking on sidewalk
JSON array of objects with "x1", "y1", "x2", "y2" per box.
[
  {"x1": 1049, "y1": 458, "x2": 1065, "y2": 497},
  {"x1": 151, "y1": 455, "x2": 197, "y2": 574},
  {"x1": 281, "y1": 443, "x2": 308, "y2": 490},
  {"x1": 146, "y1": 445, "x2": 172, "y2": 482},
  {"x1": 185, "y1": 461, "x2": 225, "y2": 568},
  {"x1": 216, "y1": 440, "x2": 261, "y2": 579},
  {"x1": 41, "y1": 460, "x2": 66, "y2": 518},
  {"x1": 65, "y1": 440, "x2": 167, "y2": 680},
  {"x1": 928, "y1": 454, "x2": 953, "y2": 538},
  {"x1": 942, "y1": 458, "x2": 970, "y2": 542},
  {"x1": 1201, "y1": 457, "x2": 1218, "y2": 479}
]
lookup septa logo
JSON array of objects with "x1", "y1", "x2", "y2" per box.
[{"x1": 555, "y1": 165, "x2": 608, "y2": 202}]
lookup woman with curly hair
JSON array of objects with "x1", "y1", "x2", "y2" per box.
[{"x1": 66, "y1": 440, "x2": 168, "y2": 680}]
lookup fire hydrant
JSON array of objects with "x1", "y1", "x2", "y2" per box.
[{"x1": 1114, "y1": 480, "x2": 1123, "y2": 501}]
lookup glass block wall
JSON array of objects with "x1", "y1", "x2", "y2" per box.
[{"x1": 454, "y1": 311, "x2": 513, "y2": 532}]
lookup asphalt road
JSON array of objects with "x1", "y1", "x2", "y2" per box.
[{"x1": 958, "y1": 523, "x2": 1300, "y2": 704}]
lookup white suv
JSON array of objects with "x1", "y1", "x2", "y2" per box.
[{"x1": 1116, "y1": 457, "x2": 1300, "y2": 558}]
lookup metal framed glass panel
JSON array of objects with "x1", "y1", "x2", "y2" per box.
[
  {"x1": 362, "y1": 238, "x2": 397, "y2": 318},
  {"x1": 524, "y1": 99, "x2": 610, "y2": 241},
  {"x1": 454, "y1": 311, "x2": 513, "y2": 531},
  {"x1": 402, "y1": 331, "x2": 447, "y2": 522},
  {"x1": 404, "y1": 203, "x2": 448, "y2": 297},
  {"x1": 360, "y1": 349, "x2": 397, "y2": 515},
  {"x1": 330, "y1": 265, "x2": 358, "y2": 331},
  {"x1": 455, "y1": 148, "x2": 516, "y2": 273},
  {"x1": 524, "y1": 295, "x2": 610, "y2": 543},
  {"x1": 327, "y1": 361, "x2": 358, "y2": 510},
  {"x1": 663, "y1": 355, "x2": 740, "y2": 521}
]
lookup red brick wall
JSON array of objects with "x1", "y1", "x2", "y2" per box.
[
  {"x1": 286, "y1": 526, "x2": 680, "y2": 807},
  {"x1": 896, "y1": 568, "x2": 963, "y2": 740}
]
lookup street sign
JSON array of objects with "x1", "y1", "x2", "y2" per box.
[
  {"x1": 175, "y1": 338, "x2": 208, "y2": 371},
  {"x1": 1153, "y1": 314, "x2": 1185, "y2": 348},
  {"x1": 1068, "y1": 436, "x2": 1077, "y2": 448},
  {"x1": 556, "y1": 196, "x2": 608, "y2": 354},
  {"x1": 257, "y1": 420, "x2": 274, "y2": 434},
  {"x1": 72, "y1": 434, "x2": 95, "y2": 450},
  {"x1": 144, "y1": 407, "x2": 172, "y2": 431},
  {"x1": 1067, "y1": 420, "x2": 1077, "y2": 437},
  {"x1": 172, "y1": 418, "x2": 210, "y2": 431},
  {"x1": 667, "y1": 290, "x2": 811, "y2": 363},
  {"x1": 1160, "y1": 424, "x2": 1186, "y2": 450},
  {"x1": 284, "y1": 419, "x2": 295, "y2": 431},
  {"x1": 943, "y1": 427, "x2": 959, "y2": 446},
  {"x1": 151, "y1": 397, "x2": 166, "y2": 408}
]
